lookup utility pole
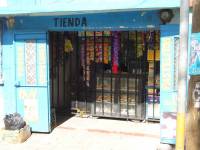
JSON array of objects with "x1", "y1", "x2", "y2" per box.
[
  {"x1": 185, "y1": 1, "x2": 200, "y2": 150},
  {"x1": 192, "y1": 0, "x2": 200, "y2": 33},
  {"x1": 176, "y1": 0, "x2": 189, "y2": 150}
]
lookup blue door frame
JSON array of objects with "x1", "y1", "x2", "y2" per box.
[{"x1": 14, "y1": 32, "x2": 50, "y2": 132}]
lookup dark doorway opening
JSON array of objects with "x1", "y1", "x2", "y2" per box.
[{"x1": 49, "y1": 30, "x2": 160, "y2": 128}]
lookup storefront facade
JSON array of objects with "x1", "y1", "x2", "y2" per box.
[{"x1": 0, "y1": 0, "x2": 181, "y2": 145}]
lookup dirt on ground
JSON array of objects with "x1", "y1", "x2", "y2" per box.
[{"x1": 0, "y1": 117, "x2": 160, "y2": 150}]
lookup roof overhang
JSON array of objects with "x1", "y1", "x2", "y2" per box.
[{"x1": 0, "y1": 0, "x2": 180, "y2": 16}]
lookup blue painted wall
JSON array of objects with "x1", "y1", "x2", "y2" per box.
[
  {"x1": 0, "y1": 10, "x2": 161, "y2": 116},
  {"x1": 1, "y1": 21, "x2": 16, "y2": 114},
  {"x1": 1, "y1": 10, "x2": 183, "y2": 139},
  {"x1": 160, "y1": 24, "x2": 179, "y2": 144},
  {"x1": 13, "y1": 11, "x2": 161, "y2": 31}
]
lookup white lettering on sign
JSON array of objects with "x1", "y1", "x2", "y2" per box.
[
  {"x1": 0, "y1": 0, "x2": 7, "y2": 7},
  {"x1": 191, "y1": 39, "x2": 200, "y2": 51}
]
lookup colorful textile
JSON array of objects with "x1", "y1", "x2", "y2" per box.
[{"x1": 112, "y1": 31, "x2": 120, "y2": 73}]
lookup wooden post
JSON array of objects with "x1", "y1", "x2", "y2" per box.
[
  {"x1": 192, "y1": 0, "x2": 200, "y2": 33},
  {"x1": 185, "y1": 1, "x2": 200, "y2": 150},
  {"x1": 186, "y1": 76, "x2": 200, "y2": 150}
]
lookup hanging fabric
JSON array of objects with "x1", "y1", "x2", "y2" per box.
[
  {"x1": 86, "y1": 37, "x2": 94, "y2": 63},
  {"x1": 147, "y1": 31, "x2": 154, "y2": 61},
  {"x1": 103, "y1": 43, "x2": 109, "y2": 64},
  {"x1": 112, "y1": 31, "x2": 120, "y2": 74},
  {"x1": 104, "y1": 31, "x2": 111, "y2": 63},
  {"x1": 136, "y1": 32, "x2": 144, "y2": 58},
  {"x1": 95, "y1": 42, "x2": 102, "y2": 63}
]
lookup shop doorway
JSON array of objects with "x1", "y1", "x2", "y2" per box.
[{"x1": 49, "y1": 30, "x2": 160, "y2": 126}]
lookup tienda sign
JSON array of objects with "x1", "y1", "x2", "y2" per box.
[{"x1": 54, "y1": 17, "x2": 87, "y2": 27}]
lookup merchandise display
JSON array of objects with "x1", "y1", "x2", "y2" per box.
[
  {"x1": 112, "y1": 31, "x2": 120, "y2": 73},
  {"x1": 146, "y1": 31, "x2": 160, "y2": 119},
  {"x1": 50, "y1": 30, "x2": 160, "y2": 120}
]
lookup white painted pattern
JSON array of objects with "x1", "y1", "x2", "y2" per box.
[{"x1": 25, "y1": 40, "x2": 37, "y2": 85}]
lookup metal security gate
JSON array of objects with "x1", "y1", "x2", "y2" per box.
[{"x1": 50, "y1": 30, "x2": 160, "y2": 121}]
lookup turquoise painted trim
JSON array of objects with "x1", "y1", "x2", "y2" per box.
[
  {"x1": 46, "y1": 32, "x2": 51, "y2": 131},
  {"x1": 161, "y1": 138, "x2": 176, "y2": 145},
  {"x1": 15, "y1": 33, "x2": 47, "y2": 40},
  {"x1": 2, "y1": 28, "x2": 16, "y2": 114},
  {"x1": 187, "y1": 24, "x2": 192, "y2": 93},
  {"x1": 13, "y1": 11, "x2": 161, "y2": 31},
  {"x1": 0, "y1": 0, "x2": 180, "y2": 16}
]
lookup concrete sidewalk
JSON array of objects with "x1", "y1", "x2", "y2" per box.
[{"x1": 0, "y1": 117, "x2": 160, "y2": 150}]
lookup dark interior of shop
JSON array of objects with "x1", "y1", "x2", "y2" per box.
[{"x1": 49, "y1": 30, "x2": 160, "y2": 128}]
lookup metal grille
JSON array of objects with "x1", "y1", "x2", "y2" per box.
[
  {"x1": 50, "y1": 30, "x2": 160, "y2": 121},
  {"x1": 76, "y1": 31, "x2": 149, "y2": 120},
  {"x1": 146, "y1": 31, "x2": 160, "y2": 120}
]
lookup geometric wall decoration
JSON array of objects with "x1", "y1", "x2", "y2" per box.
[{"x1": 25, "y1": 40, "x2": 37, "y2": 85}]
